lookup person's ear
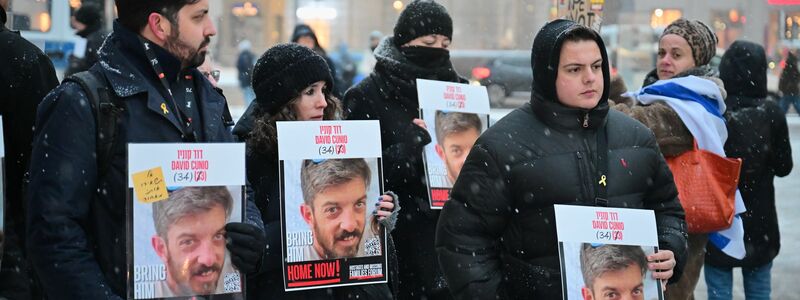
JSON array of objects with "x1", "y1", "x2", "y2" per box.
[
  {"x1": 300, "y1": 204, "x2": 314, "y2": 226},
  {"x1": 146, "y1": 12, "x2": 172, "y2": 42},
  {"x1": 435, "y1": 143, "x2": 446, "y2": 160},
  {"x1": 581, "y1": 286, "x2": 594, "y2": 300},
  {"x1": 151, "y1": 235, "x2": 169, "y2": 263}
]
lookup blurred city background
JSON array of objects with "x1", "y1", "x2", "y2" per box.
[{"x1": 8, "y1": 0, "x2": 800, "y2": 109}]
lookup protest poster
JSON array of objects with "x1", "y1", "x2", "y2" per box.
[
  {"x1": 0, "y1": 117, "x2": 4, "y2": 268},
  {"x1": 557, "y1": 0, "x2": 604, "y2": 31},
  {"x1": 127, "y1": 143, "x2": 246, "y2": 299},
  {"x1": 554, "y1": 205, "x2": 664, "y2": 300},
  {"x1": 416, "y1": 79, "x2": 490, "y2": 209},
  {"x1": 277, "y1": 120, "x2": 387, "y2": 291}
]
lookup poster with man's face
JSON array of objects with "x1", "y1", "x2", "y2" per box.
[
  {"x1": 277, "y1": 120, "x2": 388, "y2": 291},
  {"x1": 127, "y1": 144, "x2": 246, "y2": 300},
  {"x1": 554, "y1": 205, "x2": 664, "y2": 300},
  {"x1": 417, "y1": 79, "x2": 490, "y2": 209}
]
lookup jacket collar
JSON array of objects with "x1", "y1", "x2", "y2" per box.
[{"x1": 530, "y1": 95, "x2": 609, "y2": 131}]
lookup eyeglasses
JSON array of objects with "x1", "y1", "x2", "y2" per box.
[{"x1": 202, "y1": 69, "x2": 221, "y2": 82}]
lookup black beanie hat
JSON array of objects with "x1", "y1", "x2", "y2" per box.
[
  {"x1": 252, "y1": 43, "x2": 334, "y2": 115},
  {"x1": 393, "y1": 0, "x2": 453, "y2": 47}
]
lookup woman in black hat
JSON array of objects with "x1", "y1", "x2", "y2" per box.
[
  {"x1": 233, "y1": 43, "x2": 399, "y2": 299},
  {"x1": 344, "y1": 1, "x2": 466, "y2": 298}
]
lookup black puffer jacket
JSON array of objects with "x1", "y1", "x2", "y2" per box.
[
  {"x1": 344, "y1": 36, "x2": 465, "y2": 299},
  {"x1": 435, "y1": 20, "x2": 687, "y2": 299},
  {"x1": 706, "y1": 40, "x2": 793, "y2": 268}
]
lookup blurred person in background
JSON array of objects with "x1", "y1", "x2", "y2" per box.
[
  {"x1": 292, "y1": 24, "x2": 340, "y2": 98},
  {"x1": 611, "y1": 19, "x2": 742, "y2": 300},
  {"x1": 236, "y1": 40, "x2": 256, "y2": 105},
  {"x1": 65, "y1": 3, "x2": 108, "y2": 77},
  {"x1": 0, "y1": 0, "x2": 59, "y2": 298},
  {"x1": 344, "y1": 1, "x2": 465, "y2": 298},
  {"x1": 704, "y1": 40, "x2": 793, "y2": 300},
  {"x1": 778, "y1": 51, "x2": 800, "y2": 115},
  {"x1": 357, "y1": 30, "x2": 383, "y2": 78}
]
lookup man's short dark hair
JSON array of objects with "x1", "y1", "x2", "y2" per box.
[
  {"x1": 115, "y1": 0, "x2": 200, "y2": 33},
  {"x1": 562, "y1": 25, "x2": 601, "y2": 44},
  {"x1": 434, "y1": 111, "x2": 482, "y2": 146},
  {"x1": 580, "y1": 244, "x2": 647, "y2": 290}
]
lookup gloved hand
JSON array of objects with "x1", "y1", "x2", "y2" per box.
[{"x1": 225, "y1": 222, "x2": 267, "y2": 275}]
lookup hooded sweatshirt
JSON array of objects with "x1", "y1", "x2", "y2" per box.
[{"x1": 435, "y1": 19, "x2": 687, "y2": 299}]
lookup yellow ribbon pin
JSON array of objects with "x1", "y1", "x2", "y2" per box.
[
  {"x1": 160, "y1": 103, "x2": 169, "y2": 114},
  {"x1": 598, "y1": 175, "x2": 607, "y2": 186}
]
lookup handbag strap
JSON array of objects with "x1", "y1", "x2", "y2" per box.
[{"x1": 595, "y1": 126, "x2": 609, "y2": 207}]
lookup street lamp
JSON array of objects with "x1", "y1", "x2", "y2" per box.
[{"x1": 393, "y1": 1, "x2": 404, "y2": 11}]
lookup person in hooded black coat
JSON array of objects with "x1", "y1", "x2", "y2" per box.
[
  {"x1": 232, "y1": 43, "x2": 399, "y2": 300},
  {"x1": 703, "y1": 40, "x2": 793, "y2": 300},
  {"x1": 0, "y1": 2, "x2": 59, "y2": 298},
  {"x1": 344, "y1": 1, "x2": 465, "y2": 298},
  {"x1": 65, "y1": 3, "x2": 108, "y2": 77},
  {"x1": 435, "y1": 20, "x2": 687, "y2": 300}
]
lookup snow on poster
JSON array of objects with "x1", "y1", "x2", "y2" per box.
[
  {"x1": 417, "y1": 79, "x2": 490, "y2": 209},
  {"x1": 0, "y1": 117, "x2": 4, "y2": 268},
  {"x1": 277, "y1": 120, "x2": 388, "y2": 291},
  {"x1": 127, "y1": 143, "x2": 246, "y2": 299},
  {"x1": 554, "y1": 205, "x2": 664, "y2": 300}
]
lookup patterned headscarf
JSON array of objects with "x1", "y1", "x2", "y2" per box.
[{"x1": 661, "y1": 19, "x2": 718, "y2": 66}]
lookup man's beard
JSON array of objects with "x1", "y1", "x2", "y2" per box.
[
  {"x1": 164, "y1": 30, "x2": 210, "y2": 69},
  {"x1": 316, "y1": 223, "x2": 363, "y2": 259},
  {"x1": 167, "y1": 255, "x2": 222, "y2": 295}
]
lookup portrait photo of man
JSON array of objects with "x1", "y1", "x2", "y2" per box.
[
  {"x1": 433, "y1": 111, "x2": 482, "y2": 188},
  {"x1": 580, "y1": 244, "x2": 649, "y2": 300},
  {"x1": 150, "y1": 186, "x2": 237, "y2": 297},
  {"x1": 299, "y1": 158, "x2": 377, "y2": 261}
]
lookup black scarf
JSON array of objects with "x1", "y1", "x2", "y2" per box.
[{"x1": 372, "y1": 36, "x2": 462, "y2": 108}]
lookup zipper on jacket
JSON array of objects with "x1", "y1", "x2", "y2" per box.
[
  {"x1": 576, "y1": 151, "x2": 591, "y2": 203},
  {"x1": 582, "y1": 112, "x2": 589, "y2": 128}
]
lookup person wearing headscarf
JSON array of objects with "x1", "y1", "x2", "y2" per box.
[
  {"x1": 232, "y1": 43, "x2": 400, "y2": 299},
  {"x1": 435, "y1": 19, "x2": 686, "y2": 299},
  {"x1": 344, "y1": 1, "x2": 466, "y2": 298},
  {"x1": 611, "y1": 19, "x2": 744, "y2": 300},
  {"x1": 703, "y1": 40, "x2": 793, "y2": 300}
]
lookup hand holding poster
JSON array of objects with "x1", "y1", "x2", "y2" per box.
[
  {"x1": 277, "y1": 120, "x2": 388, "y2": 291},
  {"x1": 128, "y1": 143, "x2": 246, "y2": 299},
  {"x1": 416, "y1": 79, "x2": 490, "y2": 209},
  {"x1": 554, "y1": 205, "x2": 664, "y2": 300}
]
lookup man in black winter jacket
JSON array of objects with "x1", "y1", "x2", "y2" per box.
[
  {"x1": 26, "y1": 1, "x2": 267, "y2": 299},
  {"x1": 0, "y1": 1, "x2": 59, "y2": 298},
  {"x1": 435, "y1": 20, "x2": 687, "y2": 300}
]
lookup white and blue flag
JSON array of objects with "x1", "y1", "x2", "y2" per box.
[{"x1": 625, "y1": 75, "x2": 746, "y2": 259}]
